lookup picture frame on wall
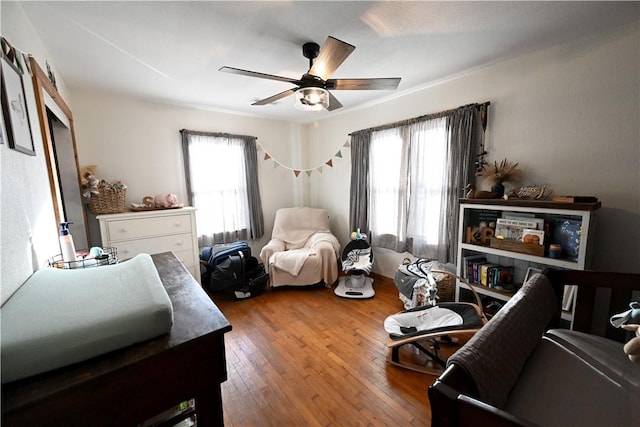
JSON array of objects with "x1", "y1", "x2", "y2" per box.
[{"x1": 1, "y1": 53, "x2": 35, "y2": 156}]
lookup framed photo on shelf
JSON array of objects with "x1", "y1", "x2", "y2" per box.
[
  {"x1": 524, "y1": 267, "x2": 542, "y2": 284},
  {"x1": 1, "y1": 53, "x2": 35, "y2": 156}
]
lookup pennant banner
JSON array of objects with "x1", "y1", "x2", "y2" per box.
[{"x1": 257, "y1": 139, "x2": 350, "y2": 178}]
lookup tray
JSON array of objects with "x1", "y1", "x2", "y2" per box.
[{"x1": 489, "y1": 238, "x2": 545, "y2": 257}]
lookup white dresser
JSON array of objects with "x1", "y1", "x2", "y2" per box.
[{"x1": 97, "y1": 207, "x2": 201, "y2": 284}]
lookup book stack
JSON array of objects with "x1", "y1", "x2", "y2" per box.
[{"x1": 462, "y1": 254, "x2": 515, "y2": 291}]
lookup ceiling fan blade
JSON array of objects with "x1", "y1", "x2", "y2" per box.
[
  {"x1": 327, "y1": 91, "x2": 343, "y2": 111},
  {"x1": 327, "y1": 78, "x2": 401, "y2": 91},
  {"x1": 219, "y1": 66, "x2": 299, "y2": 84},
  {"x1": 309, "y1": 36, "x2": 355, "y2": 81},
  {"x1": 252, "y1": 89, "x2": 296, "y2": 106}
]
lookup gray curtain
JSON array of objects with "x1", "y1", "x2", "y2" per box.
[
  {"x1": 445, "y1": 105, "x2": 481, "y2": 262},
  {"x1": 349, "y1": 132, "x2": 371, "y2": 234},
  {"x1": 348, "y1": 103, "x2": 485, "y2": 264},
  {"x1": 242, "y1": 137, "x2": 265, "y2": 239}
]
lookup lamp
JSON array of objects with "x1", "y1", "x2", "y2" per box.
[{"x1": 294, "y1": 87, "x2": 329, "y2": 111}]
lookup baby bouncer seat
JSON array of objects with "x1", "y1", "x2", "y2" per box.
[
  {"x1": 384, "y1": 271, "x2": 487, "y2": 375},
  {"x1": 334, "y1": 231, "x2": 374, "y2": 299}
]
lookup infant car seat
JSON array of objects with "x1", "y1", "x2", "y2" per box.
[{"x1": 334, "y1": 237, "x2": 374, "y2": 299}]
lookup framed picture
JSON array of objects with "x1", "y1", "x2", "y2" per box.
[
  {"x1": 524, "y1": 267, "x2": 542, "y2": 284},
  {"x1": 1, "y1": 53, "x2": 35, "y2": 155}
]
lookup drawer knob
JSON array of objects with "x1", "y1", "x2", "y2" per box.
[
  {"x1": 177, "y1": 240, "x2": 184, "y2": 246},
  {"x1": 174, "y1": 221, "x2": 182, "y2": 227},
  {"x1": 120, "y1": 228, "x2": 128, "y2": 233}
]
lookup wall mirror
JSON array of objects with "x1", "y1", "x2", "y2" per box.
[{"x1": 29, "y1": 56, "x2": 89, "y2": 249}]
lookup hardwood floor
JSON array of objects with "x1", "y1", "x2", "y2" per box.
[{"x1": 208, "y1": 275, "x2": 463, "y2": 427}]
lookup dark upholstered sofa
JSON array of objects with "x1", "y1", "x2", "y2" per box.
[{"x1": 428, "y1": 269, "x2": 640, "y2": 427}]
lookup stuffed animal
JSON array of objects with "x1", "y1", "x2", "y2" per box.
[
  {"x1": 80, "y1": 165, "x2": 100, "y2": 199},
  {"x1": 610, "y1": 301, "x2": 640, "y2": 363},
  {"x1": 154, "y1": 193, "x2": 179, "y2": 208},
  {"x1": 350, "y1": 229, "x2": 367, "y2": 240}
]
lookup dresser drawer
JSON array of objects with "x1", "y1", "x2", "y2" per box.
[
  {"x1": 115, "y1": 234, "x2": 196, "y2": 268},
  {"x1": 106, "y1": 214, "x2": 192, "y2": 241}
]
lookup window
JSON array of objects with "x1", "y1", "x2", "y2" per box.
[
  {"x1": 349, "y1": 104, "x2": 484, "y2": 263},
  {"x1": 368, "y1": 118, "x2": 447, "y2": 258},
  {"x1": 181, "y1": 130, "x2": 264, "y2": 246}
]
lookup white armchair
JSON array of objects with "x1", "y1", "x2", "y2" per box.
[{"x1": 260, "y1": 207, "x2": 340, "y2": 288}]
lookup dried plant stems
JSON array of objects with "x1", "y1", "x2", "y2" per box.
[{"x1": 476, "y1": 158, "x2": 522, "y2": 185}]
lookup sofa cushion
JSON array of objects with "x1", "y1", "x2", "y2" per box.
[
  {"x1": 1, "y1": 253, "x2": 173, "y2": 383},
  {"x1": 504, "y1": 330, "x2": 640, "y2": 427}
]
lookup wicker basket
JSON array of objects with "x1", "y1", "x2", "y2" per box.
[
  {"x1": 433, "y1": 272, "x2": 455, "y2": 302},
  {"x1": 88, "y1": 185, "x2": 126, "y2": 214}
]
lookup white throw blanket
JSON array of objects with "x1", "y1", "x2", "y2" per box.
[{"x1": 269, "y1": 248, "x2": 315, "y2": 276}]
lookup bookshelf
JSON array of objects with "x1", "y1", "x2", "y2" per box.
[{"x1": 456, "y1": 198, "x2": 600, "y2": 325}]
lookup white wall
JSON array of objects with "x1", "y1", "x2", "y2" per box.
[
  {"x1": 70, "y1": 89, "x2": 313, "y2": 254},
  {"x1": 307, "y1": 23, "x2": 640, "y2": 276},
  {"x1": 0, "y1": 2, "x2": 71, "y2": 304}
]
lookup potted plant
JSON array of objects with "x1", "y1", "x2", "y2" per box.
[{"x1": 476, "y1": 158, "x2": 522, "y2": 198}]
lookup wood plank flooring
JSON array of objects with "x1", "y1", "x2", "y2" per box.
[{"x1": 207, "y1": 275, "x2": 464, "y2": 427}]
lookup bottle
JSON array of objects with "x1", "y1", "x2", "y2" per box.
[{"x1": 59, "y1": 222, "x2": 77, "y2": 268}]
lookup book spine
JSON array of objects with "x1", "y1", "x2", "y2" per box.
[{"x1": 496, "y1": 218, "x2": 539, "y2": 228}]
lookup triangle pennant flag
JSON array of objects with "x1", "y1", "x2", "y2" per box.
[
  {"x1": 264, "y1": 153, "x2": 271, "y2": 160},
  {"x1": 294, "y1": 170, "x2": 301, "y2": 177},
  {"x1": 335, "y1": 150, "x2": 342, "y2": 158},
  {"x1": 316, "y1": 166, "x2": 323, "y2": 174},
  {"x1": 273, "y1": 161, "x2": 279, "y2": 168},
  {"x1": 343, "y1": 140, "x2": 351, "y2": 148},
  {"x1": 326, "y1": 159, "x2": 333, "y2": 167},
  {"x1": 305, "y1": 170, "x2": 312, "y2": 177},
  {"x1": 257, "y1": 143, "x2": 263, "y2": 152}
]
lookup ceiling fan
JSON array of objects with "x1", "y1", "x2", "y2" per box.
[{"x1": 219, "y1": 36, "x2": 401, "y2": 112}]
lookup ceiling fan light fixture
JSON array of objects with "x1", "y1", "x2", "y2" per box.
[{"x1": 294, "y1": 87, "x2": 329, "y2": 111}]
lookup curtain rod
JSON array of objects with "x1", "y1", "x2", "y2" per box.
[
  {"x1": 349, "y1": 102, "x2": 490, "y2": 136},
  {"x1": 180, "y1": 129, "x2": 257, "y2": 140}
]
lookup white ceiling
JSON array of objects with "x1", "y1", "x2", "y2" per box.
[{"x1": 18, "y1": 1, "x2": 639, "y2": 122}]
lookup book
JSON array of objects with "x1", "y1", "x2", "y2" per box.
[
  {"x1": 522, "y1": 228, "x2": 545, "y2": 245},
  {"x1": 462, "y1": 254, "x2": 486, "y2": 281},
  {"x1": 472, "y1": 260, "x2": 491, "y2": 284},
  {"x1": 501, "y1": 214, "x2": 545, "y2": 230},
  {"x1": 495, "y1": 224, "x2": 528, "y2": 241},
  {"x1": 496, "y1": 218, "x2": 539, "y2": 228},
  {"x1": 552, "y1": 195, "x2": 599, "y2": 203},
  {"x1": 550, "y1": 218, "x2": 582, "y2": 261},
  {"x1": 480, "y1": 263, "x2": 498, "y2": 286},
  {"x1": 493, "y1": 266, "x2": 514, "y2": 288}
]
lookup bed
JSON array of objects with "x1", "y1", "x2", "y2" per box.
[{"x1": 1, "y1": 252, "x2": 232, "y2": 426}]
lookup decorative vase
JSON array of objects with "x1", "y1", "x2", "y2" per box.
[{"x1": 491, "y1": 182, "x2": 505, "y2": 198}]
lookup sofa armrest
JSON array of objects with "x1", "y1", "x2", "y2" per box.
[
  {"x1": 259, "y1": 238, "x2": 285, "y2": 267},
  {"x1": 428, "y1": 365, "x2": 478, "y2": 427},
  {"x1": 457, "y1": 395, "x2": 537, "y2": 427},
  {"x1": 544, "y1": 269, "x2": 640, "y2": 342},
  {"x1": 429, "y1": 371, "x2": 536, "y2": 427}
]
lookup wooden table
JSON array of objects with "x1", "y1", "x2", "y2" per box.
[{"x1": 2, "y1": 252, "x2": 232, "y2": 426}]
